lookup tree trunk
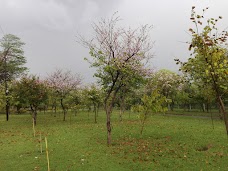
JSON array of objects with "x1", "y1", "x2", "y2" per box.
[
  {"x1": 43, "y1": 106, "x2": 47, "y2": 114},
  {"x1": 4, "y1": 53, "x2": 9, "y2": 121},
  {"x1": 119, "y1": 109, "x2": 123, "y2": 121},
  {"x1": 211, "y1": 72, "x2": 228, "y2": 131},
  {"x1": 105, "y1": 90, "x2": 119, "y2": 146},
  {"x1": 105, "y1": 100, "x2": 113, "y2": 146},
  {"x1": 217, "y1": 96, "x2": 228, "y2": 134},
  {"x1": 16, "y1": 106, "x2": 20, "y2": 114},
  {"x1": 5, "y1": 78, "x2": 9, "y2": 121},
  {"x1": 64, "y1": 111, "x2": 67, "y2": 121},
  {"x1": 5, "y1": 99, "x2": 9, "y2": 121},
  {"x1": 33, "y1": 110, "x2": 37, "y2": 126},
  {"x1": 140, "y1": 117, "x2": 146, "y2": 135},
  {"x1": 30, "y1": 105, "x2": 37, "y2": 126},
  {"x1": 119, "y1": 97, "x2": 125, "y2": 121},
  {"x1": 97, "y1": 104, "x2": 99, "y2": 117},
  {"x1": 170, "y1": 100, "x2": 174, "y2": 111},
  {"x1": 94, "y1": 103, "x2": 97, "y2": 123},
  {"x1": 202, "y1": 103, "x2": 206, "y2": 112},
  {"x1": 217, "y1": 104, "x2": 223, "y2": 120},
  {"x1": 206, "y1": 102, "x2": 209, "y2": 113},
  {"x1": 60, "y1": 99, "x2": 66, "y2": 121},
  {"x1": 205, "y1": 56, "x2": 228, "y2": 134},
  {"x1": 106, "y1": 106, "x2": 112, "y2": 146},
  {"x1": 74, "y1": 109, "x2": 77, "y2": 116},
  {"x1": 189, "y1": 104, "x2": 192, "y2": 111},
  {"x1": 54, "y1": 105, "x2": 57, "y2": 117},
  {"x1": 140, "y1": 112, "x2": 148, "y2": 135},
  {"x1": 94, "y1": 109, "x2": 97, "y2": 123},
  {"x1": 167, "y1": 103, "x2": 171, "y2": 111},
  {"x1": 63, "y1": 110, "x2": 66, "y2": 121}
]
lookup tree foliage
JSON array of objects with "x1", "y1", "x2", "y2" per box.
[
  {"x1": 0, "y1": 34, "x2": 27, "y2": 82},
  {"x1": 12, "y1": 75, "x2": 48, "y2": 125}
]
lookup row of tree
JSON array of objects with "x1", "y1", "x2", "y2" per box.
[
  {"x1": 0, "y1": 66, "x2": 226, "y2": 122},
  {"x1": 1, "y1": 7, "x2": 228, "y2": 145}
]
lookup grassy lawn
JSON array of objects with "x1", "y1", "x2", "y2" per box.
[
  {"x1": 1, "y1": 110, "x2": 228, "y2": 171},
  {"x1": 166, "y1": 108, "x2": 222, "y2": 118}
]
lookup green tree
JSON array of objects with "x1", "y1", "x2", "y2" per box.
[
  {"x1": 0, "y1": 34, "x2": 27, "y2": 121},
  {"x1": 176, "y1": 7, "x2": 228, "y2": 134},
  {"x1": 84, "y1": 84, "x2": 102, "y2": 123},
  {"x1": 191, "y1": 81, "x2": 216, "y2": 113},
  {"x1": 12, "y1": 75, "x2": 48, "y2": 125},
  {"x1": 47, "y1": 85, "x2": 59, "y2": 117},
  {"x1": 175, "y1": 81, "x2": 192, "y2": 110},
  {"x1": 68, "y1": 89, "x2": 82, "y2": 116},
  {"x1": 133, "y1": 89, "x2": 168, "y2": 135}
]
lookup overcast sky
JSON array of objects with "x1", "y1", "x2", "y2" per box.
[{"x1": 0, "y1": 0, "x2": 228, "y2": 83}]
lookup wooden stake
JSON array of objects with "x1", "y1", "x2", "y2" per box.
[{"x1": 45, "y1": 137, "x2": 50, "y2": 171}]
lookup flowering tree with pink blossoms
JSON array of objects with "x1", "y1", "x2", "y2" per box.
[
  {"x1": 80, "y1": 14, "x2": 154, "y2": 145},
  {"x1": 47, "y1": 69, "x2": 81, "y2": 121}
]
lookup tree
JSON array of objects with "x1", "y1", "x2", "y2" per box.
[
  {"x1": 12, "y1": 75, "x2": 48, "y2": 125},
  {"x1": 132, "y1": 89, "x2": 168, "y2": 135},
  {"x1": 80, "y1": 14, "x2": 153, "y2": 145},
  {"x1": 83, "y1": 84, "x2": 102, "y2": 123},
  {"x1": 191, "y1": 81, "x2": 216, "y2": 113},
  {"x1": 47, "y1": 69, "x2": 81, "y2": 121},
  {"x1": 68, "y1": 89, "x2": 82, "y2": 116},
  {"x1": 47, "y1": 84, "x2": 59, "y2": 116},
  {"x1": 0, "y1": 34, "x2": 27, "y2": 121},
  {"x1": 148, "y1": 69, "x2": 183, "y2": 111},
  {"x1": 176, "y1": 7, "x2": 228, "y2": 134}
]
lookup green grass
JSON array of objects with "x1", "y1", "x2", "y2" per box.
[
  {"x1": 166, "y1": 108, "x2": 222, "y2": 118},
  {"x1": 1, "y1": 110, "x2": 228, "y2": 171}
]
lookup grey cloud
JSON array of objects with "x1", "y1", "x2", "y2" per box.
[
  {"x1": 0, "y1": 0, "x2": 123, "y2": 83},
  {"x1": 1, "y1": 0, "x2": 228, "y2": 83},
  {"x1": 0, "y1": 0, "x2": 122, "y2": 32}
]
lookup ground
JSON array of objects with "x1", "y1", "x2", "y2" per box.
[{"x1": 0, "y1": 110, "x2": 228, "y2": 171}]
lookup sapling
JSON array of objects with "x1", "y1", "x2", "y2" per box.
[{"x1": 134, "y1": 89, "x2": 168, "y2": 135}]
